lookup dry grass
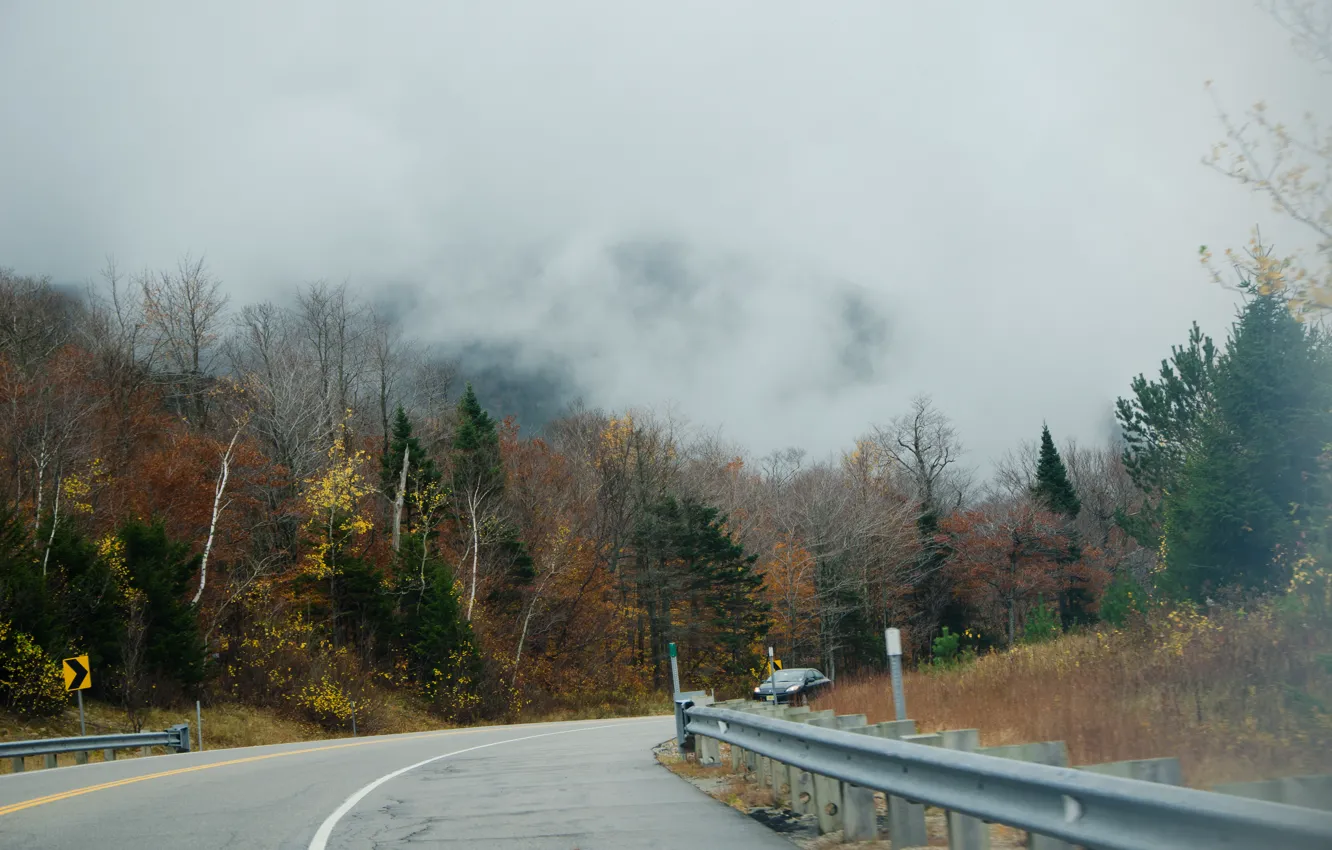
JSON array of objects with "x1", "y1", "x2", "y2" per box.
[
  {"x1": 814, "y1": 600, "x2": 1332, "y2": 787},
  {"x1": 518, "y1": 692, "x2": 674, "y2": 723},
  {"x1": 0, "y1": 700, "x2": 342, "y2": 774}
]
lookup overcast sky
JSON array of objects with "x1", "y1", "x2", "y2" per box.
[{"x1": 0, "y1": 1, "x2": 1323, "y2": 474}]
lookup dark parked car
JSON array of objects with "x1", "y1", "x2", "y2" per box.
[{"x1": 751, "y1": 667, "x2": 831, "y2": 705}]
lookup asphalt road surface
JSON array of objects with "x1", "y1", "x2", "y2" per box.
[{"x1": 0, "y1": 716, "x2": 791, "y2": 849}]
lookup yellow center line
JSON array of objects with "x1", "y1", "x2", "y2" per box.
[
  {"x1": 0, "y1": 715, "x2": 666, "y2": 819},
  {"x1": 0, "y1": 728, "x2": 473, "y2": 818}
]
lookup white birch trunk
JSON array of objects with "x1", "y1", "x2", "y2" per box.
[
  {"x1": 41, "y1": 471, "x2": 61, "y2": 577},
  {"x1": 194, "y1": 426, "x2": 241, "y2": 605},
  {"x1": 392, "y1": 446, "x2": 409, "y2": 553},
  {"x1": 466, "y1": 487, "x2": 481, "y2": 622}
]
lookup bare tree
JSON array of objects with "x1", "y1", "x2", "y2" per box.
[
  {"x1": 369, "y1": 309, "x2": 414, "y2": 453},
  {"x1": 1204, "y1": 0, "x2": 1331, "y2": 314},
  {"x1": 868, "y1": 395, "x2": 971, "y2": 517},
  {"x1": 989, "y1": 439, "x2": 1039, "y2": 501},
  {"x1": 138, "y1": 254, "x2": 229, "y2": 428},
  {"x1": 296, "y1": 281, "x2": 371, "y2": 443}
]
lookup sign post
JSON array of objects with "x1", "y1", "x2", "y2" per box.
[
  {"x1": 884, "y1": 628, "x2": 907, "y2": 721},
  {"x1": 668, "y1": 642, "x2": 681, "y2": 697},
  {"x1": 62, "y1": 655, "x2": 92, "y2": 736},
  {"x1": 767, "y1": 646, "x2": 774, "y2": 678}
]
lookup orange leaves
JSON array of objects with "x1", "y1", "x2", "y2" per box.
[
  {"x1": 760, "y1": 533, "x2": 820, "y2": 657},
  {"x1": 940, "y1": 500, "x2": 1077, "y2": 643}
]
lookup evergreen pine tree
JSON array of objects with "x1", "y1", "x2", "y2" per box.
[
  {"x1": 1162, "y1": 293, "x2": 1332, "y2": 596},
  {"x1": 381, "y1": 406, "x2": 441, "y2": 536},
  {"x1": 1030, "y1": 425, "x2": 1090, "y2": 628},
  {"x1": 632, "y1": 496, "x2": 770, "y2": 685},
  {"x1": 120, "y1": 520, "x2": 206, "y2": 686},
  {"x1": 451, "y1": 383, "x2": 507, "y2": 620},
  {"x1": 397, "y1": 540, "x2": 480, "y2": 677},
  {"x1": 452, "y1": 384, "x2": 504, "y2": 506},
  {"x1": 381, "y1": 406, "x2": 440, "y2": 501},
  {"x1": 1031, "y1": 425, "x2": 1081, "y2": 517},
  {"x1": 1115, "y1": 323, "x2": 1218, "y2": 547}
]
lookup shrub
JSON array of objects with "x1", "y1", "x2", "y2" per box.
[
  {"x1": 930, "y1": 627, "x2": 976, "y2": 670},
  {"x1": 1099, "y1": 574, "x2": 1147, "y2": 627},
  {"x1": 1022, "y1": 599, "x2": 1061, "y2": 644},
  {"x1": 0, "y1": 619, "x2": 67, "y2": 718}
]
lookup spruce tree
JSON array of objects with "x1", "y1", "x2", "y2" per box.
[
  {"x1": 381, "y1": 406, "x2": 441, "y2": 535},
  {"x1": 382, "y1": 406, "x2": 440, "y2": 500},
  {"x1": 451, "y1": 383, "x2": 507, "y2": 621},
  {"x1": 1115, "y1": 323, "x2": 1218, "y2": 547},
  {"x1": 396, "y1": 537, "x2": 481, "y2": 700},
  {"x1": 1030, "y1": 425, "x2": 1090, "y2": 628},
  {"x1": 1162, "y1": 293, "x2": 1332, "y2": 596},
  {"x1": 1031, "y1": 425, "x2": 1081, "y2": 517},
  {"x1": 120, "y1": 520, "x2": 206, "y2": 686},
  {"x1": 452, "y1": 384, "x2": 503, "y2": 501}
]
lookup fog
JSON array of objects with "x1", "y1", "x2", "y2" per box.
[{"x1": 0, "y1": 1, "x2": 1322, "y2": 470}]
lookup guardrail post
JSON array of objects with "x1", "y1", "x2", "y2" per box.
[
  {"x1": 1080, "y1": 757, "x2": 1182, "y2": 786},
  {"x1": 835, "y1": 713, "x2": 868, "y2": 729},
  {"x1": 788, "y1": 711, "x2": 833, "y2": 815},
  {"x1": 674, "y1": 697, "x2": 694, "y2": 752},
  {"x1": 698, "y1": 735, "x2": 721, "y2": 765},
  {"x1": 806, "y1": 715, "x2": 844, "y2": 834},
  {"x1": 766, "y1": 706, "x2": 795, "y2": 797},
  {"x1": 939, "y1": 729, "x2": 989, "y2": 850},
  {"x1": 103, "y1": 749, "x2": 115, "y2": 762},
  {"x1": 873, "y1": 721, "x2": 928, "y2": 847},
  {"x1": 9, "y1": 757, "x2": 22, "y2": 773},
  {"x1": 979, "y1": 742, "x2": 1070, "y2": 850},
  {"x1": 1212, "y1": 774, "x2": 1332, "y2": 810},
  {"x1": 75, "y1": 750, "x2": 88, "y2": 765},
  {"x1": 168, "y1": 723, "x2": 191, "y2": 754},
  {"x1": 44, "y1": 754, "x2": 57, "y2": 769},
  {"x1": 843, "y1": 725, "x2": 879, "y2": 841}
]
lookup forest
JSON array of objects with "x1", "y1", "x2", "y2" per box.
[{"x1": 0, "y1": 249, "x2": 1328, "y2": 732}]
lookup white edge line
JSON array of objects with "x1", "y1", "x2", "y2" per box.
[{"x1": 307, "y1": 719, "x2": 655, "y2": 849}]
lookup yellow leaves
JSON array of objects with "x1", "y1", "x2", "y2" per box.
[
  {"x1": 97, "y1": 533, "x2": 128, "y2": 585},
  {"x1": 61, "y1": 474, "x2": 93, "y2": 514},
  {"x1": 598, "y1": 415, "x2": 635, "y2": 461},
  {"x1": 301, "y1": 434, "x2": 374, "y2": 576},
  {"x1": 295, "y1": 677, "x2": 356, "y2": 724}
]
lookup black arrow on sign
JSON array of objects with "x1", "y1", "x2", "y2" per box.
[{"x1": 66, "y1": 657, "x2": 88, "y2": 690}]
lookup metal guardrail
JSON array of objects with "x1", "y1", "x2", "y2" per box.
[
  {"x1": 1, "y1": 724, "x2": 190, "y2": 761},
  {"x1": 680, "y1": 703, "x2": 1332, "y2": 850}
]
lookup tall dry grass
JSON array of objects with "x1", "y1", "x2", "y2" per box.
[{"x1": 814, "y1": 590, "x2": 1332, "y2": 787}]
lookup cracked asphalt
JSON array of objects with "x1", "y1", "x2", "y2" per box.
[{"x1": 0, "y1": 716, "x2": 792, "y2": 849}]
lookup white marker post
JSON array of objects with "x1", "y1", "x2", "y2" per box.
[
  {"x1": 885, "y1": 627, "x2": 907, "y2": 721},
  {"x1": 669, "y1": 642, "x2": 681, "y2": 697},
  {"x1": 767, "y1": 645, "x2": 774, "y2": 678}
]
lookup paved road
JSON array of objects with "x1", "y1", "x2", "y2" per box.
[{"x1": 0, "y1": 716, "x2": 790, "y2": 849}]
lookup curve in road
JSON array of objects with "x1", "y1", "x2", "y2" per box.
[{"x1": 0, "y1": 715, "x2": 789, "y2": 849}]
